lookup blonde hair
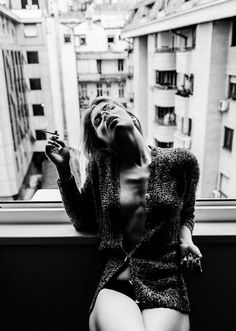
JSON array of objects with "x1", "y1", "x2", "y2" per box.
[{"x1": 81, "y1": 96, "x2": 142, "y2": 158}]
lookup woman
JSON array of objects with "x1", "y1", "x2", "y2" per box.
[{"x1": 45, "y1": 96, "x2": 202, "y2": 331}]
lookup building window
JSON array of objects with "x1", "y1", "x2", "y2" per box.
[
  {"x1": 118, "y1": 82, "x2": 125, "y2": 98},
  {"x1": 231, "y1": 19, "x2": 236, "y2": 46},
  {"x1": 229, "y1": 77, "x2": 236, "y2": 100},
  {"x1": 118, "y1": 59, "x2": 124, "y2": 71},
  {"x1": 79, "y1": 35, "x2": 86, "y2": 46},
  {"x1": 32, "y1": 104, "x2": 44, "y2": 116},
  {"x1": 97, "y1": 60, "x2": 102, "y2": 74},
  {"x1": 219, "y1": 173, "x2": 229, "y2": 198},
  {"x1": 188, "y1": 118, "x2": 192, "y2": 137},
  {"x1": 107, "y1": 35, "x2": 114, "y2": 48},
  {"x1": 156, "y1": 70, "x2": 177, "y2": 88},
  {"x1": 32, "y1": 0, "x2": 39, "y2": 8},
  {"x1": 105, "y1": 81, "x2": 112, "y2": 96},
  {"x1": 80, "y1": 83, "x2": 87, "y2": 99},
  {"x1": 223, "y1": 127, "x2": 234, "y2": 151},
  {"x1": 30, "y1": 78, "x2": 41, "y2": 90},
  {"x1": 64, "y1": 34, "x2": 71, "y2": 43},
  {"x1": 27, "y1": 51, "x2": 39, "y2": 64},
  {"x1": 155, "y1": 139, "x2": 173, "y2": 148},
  {"x1": 35, "y1": 130, "x2": 46, "y2": 140},
  {"x1": 21, "y1": 0, "x2": 28, "y2": 9},
  {"x1": 97, "y1": 83, "x2": 103, "y2": 96},
  {"x1": 24, "y1": 24, "x2": 37, "y2": 37},
  {"x1": 155, "y1": 106, "x2": 176, "y2": 126}
]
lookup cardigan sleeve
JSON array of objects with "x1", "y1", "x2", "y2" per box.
[
  {"x1": 179, "y1": 150, "x2": 200, "y2": 233},
  {"x1": 57, "y1": 158, "x2": 98, "y2": 233}
]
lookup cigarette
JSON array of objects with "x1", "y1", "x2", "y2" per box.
[{"x1": 40, "y1": 130, "x2": 59, "y2": 136}]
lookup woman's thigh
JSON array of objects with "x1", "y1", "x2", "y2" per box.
[
  {"x1": 89, "y1": 289, "x2": 146, "y2": 331},
  {"x1": 142, "y1": 307, "x2": 190, "y2": 331}
]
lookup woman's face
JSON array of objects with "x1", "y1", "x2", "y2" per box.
[{"x1": 90, "y1": 102, "x2": 138, "y2": 146}]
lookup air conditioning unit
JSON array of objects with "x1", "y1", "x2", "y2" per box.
[
  {"x1": 219, "y1": 99, "x2": 229, "y2": 112},
  {"x1": 212, "y1": 189, "x2": 221, "y2": 198}
]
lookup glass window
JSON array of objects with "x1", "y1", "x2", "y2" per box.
[
  {"x1": 79, "y1": 35, "x2": 86, "y2": 46},
  {"x1": 32, "y1": 104, "x2": 44, "y2": 116},
  {"x1": 35, "y1": 130, "x2": 47, "y2": 140},
  {"x1": 118, "y1": 82, "x2": 125, "y2": 97},
  {"x1": 156, "y1": 70, "x2": 177, "y2": 88},
  {"x1": 229, "y1": 77, "x2": 236, "y2": 100},
  {"x1": 30, "y1": 78, "x2": 41, "y2": 90},
  {"x1": 97, "y1": 83, "x2": 103, "y2": 96},
  {"x1": 21, "y1": 0, "x2": 28, "y2": 9},
  {"x1": 97, "y1": 60, "x2": 102, "y2": 74},
  {"x1": 32, "y1": 0, "x2": 39, "y2": 8},
  {"x1": 223, "y1": 127, "x2": 234, "y2": 151},
  {"x1": 118, "y1": 59, "x2": 124, "y2": 71},
  {"x1": 27, "y1": 51, "x2": 39, "y2": 64},
  {"x1": 64, "y1": 34, "x2": 71, "y2": 43}
]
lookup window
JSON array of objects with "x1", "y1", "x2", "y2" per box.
[
  {"x1": 32, "y1": 104, "x2": 44, "y2": 116},
  {"x1": 229, "y1": 77, "x2": 236, "y2": 100},
  {"x1": 108, "y1": 35, "x2": 114, "y2": 48},
  {"x1": 188, "y1": 118, "x2": 192, "y2": 137},
  {"x1": 64, "y1": 34, "x2": 71, "y2": 43},
  {"x1": 118, "y1": 59, "x2": 124, "y2": 71},
  {"x1": 35, "y1": 130, "x2": 46, "y2": 140},
  {"x1": 97, "y1": 83, "x2": 103, "y2": 96},
  {"x1": 27, "y1": 51, "x2": 39, "y2": 64},
  {"x1": 118, "y1": 82, "x2": 125, "y2": 98},
  {"x1": 155, "y1": 106, "x2": 176, "y2": 126},
  {"x1": 30, "y1": 78, "x2": 41, "y2": 90},
  {"x1": 32, "y1": 0, "x2": 39, "y2": 8},
  {"x1": 231, "y1": 19, "x2": 236, "y2": 46},
  {"x1": 97, "y1": 60, "x2": 102, "y2": 74},
  {"x1": 79, "y1": 35, "x2": 86, "y2": 46},
  {"x1": 24, "y1": 24, "x2": 37, "y2": 37},
  {"x1": 223, "y1": 127, "x2": 234, "y2": 151},
  {"x1": 21, "y1": 0, "x2": 28, "y2": 9},
  {"x1": 80, "y1": 83, "x2": 87, "y2": 99},
  {"x1": 156, "y1": 70, "x2": 177, "y2": 88}
]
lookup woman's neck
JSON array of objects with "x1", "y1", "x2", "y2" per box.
[{"x1": 111, "y1": 128, "x2": 151, "y2": 168}]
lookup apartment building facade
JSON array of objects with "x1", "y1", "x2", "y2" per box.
[
  {"x1": 72, "y1": 6, "x2": 134, "y2": 113},
  {"x1": 122, "y1": 0, "x2": 236, "y2": 198},
  {"x1": 0, "y1": 0, "x2": 81, "y2": 199}
]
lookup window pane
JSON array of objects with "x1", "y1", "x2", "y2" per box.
[
  {"x1": 32, "y1": 104, "x2": 44, "y2": 116},
  {"x1": 27, "y1": 51, "x2": 39, "y2": 63},
  {"x1": 2, "y1": 2, "x2": 236, "y2": 202}
]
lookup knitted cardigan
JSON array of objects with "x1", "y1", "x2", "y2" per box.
[{"x1": 57, "y1": 146, "x2": 200, "y2": 316}]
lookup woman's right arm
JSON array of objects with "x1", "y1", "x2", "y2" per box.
[{"x1": 45, "y1": 135, "x2": 98, "y2": 233}]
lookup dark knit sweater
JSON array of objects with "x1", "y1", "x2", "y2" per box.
[{"x1": 57, "y1": 146, "x2": 200, "y2": 315}]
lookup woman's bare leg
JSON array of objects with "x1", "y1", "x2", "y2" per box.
[
  {"x1": 142, "y1": 308, "x2": 190, "y2": 331},
  {"x1": 89, "y1": 289, "x2": 146, "y2": 331}
]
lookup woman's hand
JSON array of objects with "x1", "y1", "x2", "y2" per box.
[
  {"x1": 45, "y1": 135, "x2": 72, "y2": 180},
  {"x1": 179, "y1": 226, "x2": 203, "y2": 273}
]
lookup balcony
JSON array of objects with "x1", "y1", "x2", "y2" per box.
[
  {"x1": 175, "y1": 93, "x2": 190, "y2": 117},
  {"x1": 154, "y1": 50, "x2": 176, "y2": 71},
  {"x1": 176, "y1": 50, "x2": 192, "y2": 73},
  {"x1": 153, "y1": 121, "x2": 177, "y2": 143},
  {"x1": 153, "y1": 85, "x2": 176, "y2": 107},
  {"x1": 174, "y1": 131, "x2": 192, "y2": 149},
  {"x1": 0, "y1": 201, "x2": 236, "y2": 330}
]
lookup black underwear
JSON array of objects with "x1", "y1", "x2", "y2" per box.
[{"x1": 103, "y1": 277, "x2": 142, "y2": 309}]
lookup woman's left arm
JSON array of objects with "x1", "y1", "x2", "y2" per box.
[{"x1": 179, "y1": 150, "x2": 202, "y2": 271}]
